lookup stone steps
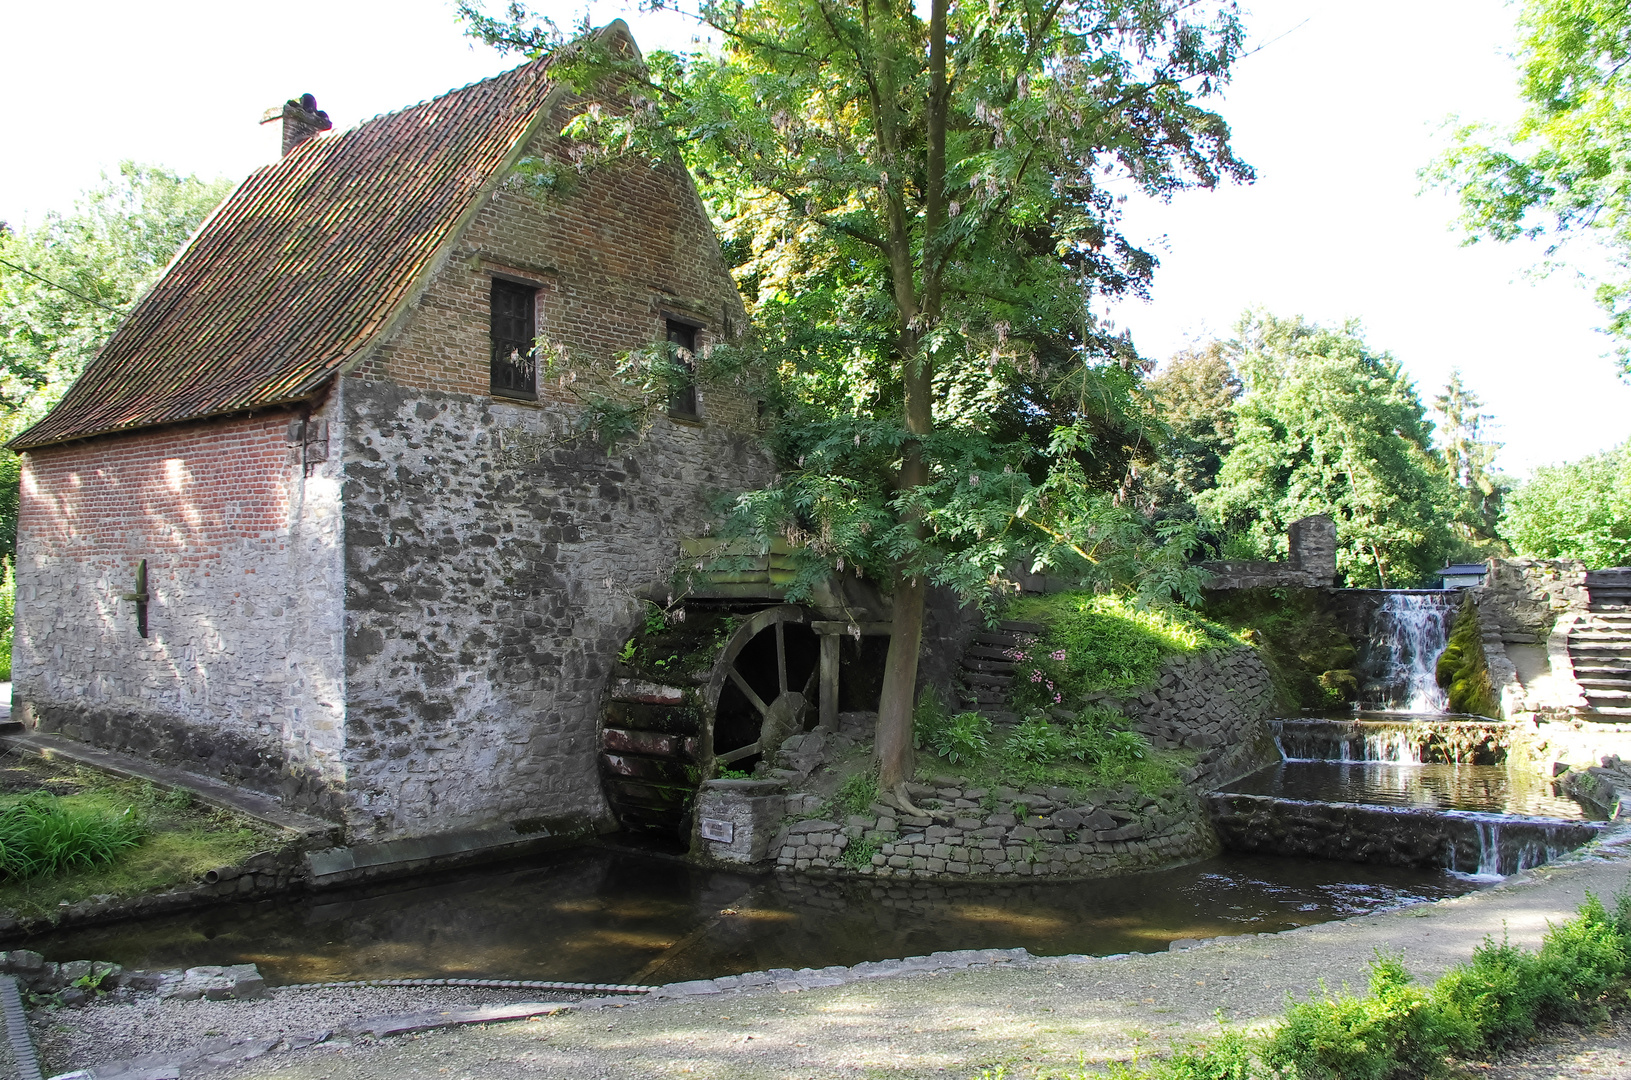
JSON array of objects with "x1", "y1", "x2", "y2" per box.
[{"x1": 1564, "y1": 594, "x2": 1631, "y2": 718}]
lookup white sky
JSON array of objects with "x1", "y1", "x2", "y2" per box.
[{"x1": 4, "y1": 0, "x2": 1627, "y2": 478}]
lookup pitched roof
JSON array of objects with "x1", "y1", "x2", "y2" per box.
[{"x1": 12, "y1": 55, "x2": 559, "y2": 450}]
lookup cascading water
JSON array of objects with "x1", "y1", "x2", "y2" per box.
[{"x1": 1360, "y1": 592, "x2": 1456, "y2": 713}]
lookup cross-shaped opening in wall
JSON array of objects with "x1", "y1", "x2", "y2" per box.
[{"x1": 121, "y1": 559, "x2": 149, "y2": 638}]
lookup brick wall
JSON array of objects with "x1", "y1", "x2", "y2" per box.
[{"x1": 13, "y1": 402, "x2": 347, "y2": 813}]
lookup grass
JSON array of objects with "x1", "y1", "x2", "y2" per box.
[
  {"x1": 1002, "y1": 592, "x2": 1239, "y2": 709},
  {"x1": 979, "y1": 892, "x2": 1631, "y2": 1080},
  {"x1": 0, "y1": 756, "x2": 281, "y2": 920},
  {"x1": 913, "y1": 692, "x2": 1188, "y2": 798}
]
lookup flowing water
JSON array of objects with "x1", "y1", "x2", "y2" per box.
[
  {"x1": 25, "y1": 846, "x2": 1477, "y2": 986},
  {"x1": 1359, "y1": 592, "x2": 1457, "y2": 713}
]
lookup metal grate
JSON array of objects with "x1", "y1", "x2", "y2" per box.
[{"x1": 490, "y1": 279, "x2": 537, "y2": 399}]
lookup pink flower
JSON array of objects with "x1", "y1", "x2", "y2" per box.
[
  {"x1": 1029, "y1": 670, "x2": 1044, "y2": 683},
  {"x1": 1053, "y1": 693, "x2": 1062, "y2": 704},
  {"x1": 1050, "y1": 650, "x2": 1066, "y2": 662}
]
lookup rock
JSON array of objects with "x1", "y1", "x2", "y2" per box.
[
  {"x1": 59, "y1": 960, "x2": 94, "y2": 984},
  {"x1": 4, "y1": 949, "x2": 43, "y2": 974}
]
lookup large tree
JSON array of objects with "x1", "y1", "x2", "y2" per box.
[
  {"x1": 1431, "y1": 0, "x2": 1631, "y2": 372},
  {"x1": 1198, "y1": 313, "x2": 1458, "y2": 588},
  {"x1": 1133, "y1": 341, "x2": 1241, "y2": 516},
  {"x1": 1501, "y1": 439, "x2": 1631, "y2": 567},
  {"x1": 0, "y1": 163, "x2": 231, "y2": 550},
  {"x1": 462, "y1": 0, "x2": 1251, "y2": 802},
  {"x1": 1433, "y1": 369, "x2": 1506, "y2": 544}
]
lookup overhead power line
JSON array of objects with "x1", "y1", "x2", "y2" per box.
[{"x1": 0, "y1": 256, "x2": 121, "y2": 313}]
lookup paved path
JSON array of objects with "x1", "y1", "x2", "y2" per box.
[{"x1": 168, "y1": 837, "x2": 1631, "y2": 1080}]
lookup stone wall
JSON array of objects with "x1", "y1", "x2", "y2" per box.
[
  {"x1": 1103, "y1": 646, "x2": 1280, "y2": 788},
  {"x1": 771, "y1": 780, "x2": 1213, "y2": 881},
  {"x1": 1474, "y1": 558, "x2": 1589, "y2": 638},
  {"x1": 339, "y1": 384, "x2": 774, "y2": 842},
  {"x1": 13, "y1": 403, "x2": 348, "y2": 815},
  {"x1": 1206, "y1": 791, "x2": 1605, "y2": 875},
  {"x1": 761, "y1": 644, "x2": 1275, "y2": 882},
  {"x1": 1196, "y1": 514, "x2": 1337, "y2": 590}
]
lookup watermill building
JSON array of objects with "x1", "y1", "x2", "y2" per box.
[{"x1": 7, "y1": 24, "x2": 786, "y2": 855}]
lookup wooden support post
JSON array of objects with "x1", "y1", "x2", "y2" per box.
[{"x1": 819, "y1": 633, "x2": 840, "y2": 733}]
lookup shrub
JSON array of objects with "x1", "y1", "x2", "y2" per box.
[
  {"x1": 1262, "y1": 956, "x2": 1451, "y2": 1080},
  {"x1": 835, "y1": 771, "x2": 879, "y2": 817},
  {"x1": 915, "y1": 691, "x2": 992, "y2": 764},
  {"x1": 0, "y1": 557, "x2": 13, "y2": 682},
  {"x1": 841, "y1": 835, "x2": 881, "y2": 869},
  {"x1": 0, "y1": 793, "x2": 146, "y2": 880}
]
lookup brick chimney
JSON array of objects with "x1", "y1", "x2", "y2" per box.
[{"x1": 259, "y1": 94, "x2": 332, "y2": 157}]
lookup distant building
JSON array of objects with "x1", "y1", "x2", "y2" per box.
[{"x1": 1440, "y1": 563, "x2": 1490, "y2": 590}]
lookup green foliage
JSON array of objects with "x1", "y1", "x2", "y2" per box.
[
  {"x1": 1501, "y1": 438, "x2": 1631, "y2": 567},
  {"x1": 1037, "y1": 894, "x2": 1631, "y2": 1080},
  {"x1": 1203, "y1": 588, "x2": 1360, "y2": 712},
  {"x1": 1197, "y1": 313, "x2": 1459, "y2": 588},
  {"x1": 1263, "y1": 956, "x2": 1452, "y2": 1080},
  {"x1": 835, "y1": 771, "x2": 880, "y2": 817},
  {"x1": 0, "y1": 556, "x2": 13, "y2": 682},
  {"x1": 920, "y1": 700, "x2": 1173, "y2": 795},
  {"x1": 1136, "y1": 344, "x2": 1243, "y2": 517},
  {"x1": 1435, "y1": 594, "x2": 1501, "y2": 717},
  {"x1": 841, "y1": 835, "x2": 882, "y2": 869},
  {"x1": 1006, "y1": 591, "x2": 1239, "y2": 703},
  {"x1": 1430, "y1": 0, "x2": 1631, "y2": 371},
  {"x1": 915, "y1": 695, "x2": 993, "y2": 766},
  {"x1": 0, "y1": 793, "x2": 145, "y2": 880},
  {"x1": 0, "y1": 163, "x2": 230, "y2": 552},
  {"x1": 1433, "y1": 371, "x2": 1507, "y2": 543}
]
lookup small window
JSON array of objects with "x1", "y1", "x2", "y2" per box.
[
  {"x1": 490, "y1": 279, "x2": 537, "y2": 399},
  {"x1": 666, "y1": 320, "x2": 699, "y2": 419}
]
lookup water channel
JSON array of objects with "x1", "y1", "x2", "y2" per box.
[{"x1": 29, "y1": 845, "x2": 1477, "y2": 986}]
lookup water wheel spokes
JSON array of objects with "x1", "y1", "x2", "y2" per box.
[{"x1": 706, "y1": 605, "x2": 820, "y2": 774}]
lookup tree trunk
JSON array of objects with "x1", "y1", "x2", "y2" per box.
[{"x1": 872, "y1": 0, "x2": 948, "y2": 802}]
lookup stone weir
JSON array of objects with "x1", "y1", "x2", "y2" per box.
[{"x1": 1205, "y1": 716, "x2": 1608, "y2": 876}]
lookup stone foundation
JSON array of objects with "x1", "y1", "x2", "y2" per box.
[{"x1": 769, "y1": 781, "x2": 1215, "y2": 881}]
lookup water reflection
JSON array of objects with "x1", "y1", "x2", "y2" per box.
[
  {"x1": 1225, "y1": 761, "x2": 1593, "y2": 820},
  {"x1": 26, "y1": 847, "x2": 1480, "y2": 985}
]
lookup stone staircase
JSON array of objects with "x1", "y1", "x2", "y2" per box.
[
  {"x1": 1568, "y1": 570, "x2": 1631, "y2": 717},
  {"x1": 955, "y1": 620, "x2": 1045, "y2": 725}
]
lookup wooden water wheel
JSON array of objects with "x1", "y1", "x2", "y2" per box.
[{"x1": 599, "y1": 605, "x2": 821, "y2": 842}]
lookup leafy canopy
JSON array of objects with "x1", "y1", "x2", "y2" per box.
[
  {"x1": 1501, "y1": 437, "x2": 1631, "y2": 567},
  {"x1": 1197, "y1": 312, "x2": 1457, "y2": 588},
  {"x1": 1430, "y1": 0, "x2": 1631, "y2": 372},
  {"x1": 0, "y1": 163, "x2": 231, "y2": 551},
  {"x1": 464, "y1": 0, "x2": 1253, "y2": 607}
]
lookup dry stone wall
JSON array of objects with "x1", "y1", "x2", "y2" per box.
[
  {"x1": 771, "y1": 781, "x2": 1213, "y2": 880},
  {"x1": 1106, "y1": 646, "x2": 1280, "y2": 789},
  {"x1": 761, "y1": 644, "x2": 1275, "y2": 882}
]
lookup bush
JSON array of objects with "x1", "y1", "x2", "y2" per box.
[
  {"x1": 835, "y1": 771, "x2": 879, "y2": 817},
  {"x1": 0, "y1": 793, "x2": 145, "y2": 880},
  {"x1": 1262, "y1": 956, "x2": 1451, "y2": 1080}
]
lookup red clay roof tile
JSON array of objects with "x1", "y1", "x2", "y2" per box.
[{"x1": 12, "y1": 55, "x2": 556, "y2": 450}]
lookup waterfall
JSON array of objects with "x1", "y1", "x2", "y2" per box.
[{"x1": 1362, "y1": 592, "x2": 1453, "y2": 713}]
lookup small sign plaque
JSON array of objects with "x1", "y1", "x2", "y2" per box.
[{"x1": 700, "y1": 818, "x2": 735, "y2": 843}]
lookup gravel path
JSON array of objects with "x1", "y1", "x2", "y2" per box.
[{"x1": 40, "y1": 838, "x2": 1631, "y2": 1079}]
